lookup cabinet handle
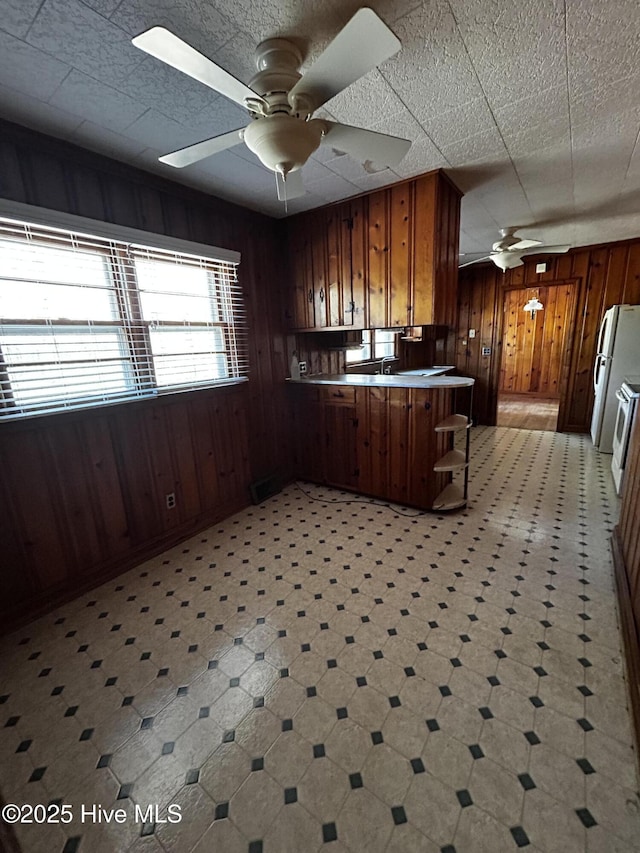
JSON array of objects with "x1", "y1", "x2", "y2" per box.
[
  {"x1": 308, "y1": 289, "x2": 313, "y2": 303},
  {"x1": 319, "y1": 288, "x2": 325, "y2": 302}
]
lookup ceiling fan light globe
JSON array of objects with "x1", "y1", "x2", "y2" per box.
[
  {"x1": 244, "y1": 114, "x2": 323, "y2": 173},
  {"x1": 491, "y1": 251, "x2": 523, "y2": 271}
]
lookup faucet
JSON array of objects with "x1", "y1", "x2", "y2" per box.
[{"x1": 379, "y1": 356, "x2": 395, "y2": 375}]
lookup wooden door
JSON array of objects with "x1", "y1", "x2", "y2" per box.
[{"x1": 500, "y1": 283, "x2": 577, "y2": 397}]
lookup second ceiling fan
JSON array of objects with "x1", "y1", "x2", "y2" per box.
[
  {"x1": 460, "y1": 227, "x2": 571, "y2": 271},
  {"x1": 132, "y1": 8, "x2": 411, "y2": 201}
]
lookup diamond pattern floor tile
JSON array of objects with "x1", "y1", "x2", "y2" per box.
[{"x1": 1, "y1": 426, "x2": 639, "y2": 852}]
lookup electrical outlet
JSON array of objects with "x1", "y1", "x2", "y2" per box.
[
  {"x1": 299, "y1": 361, "x2": 307, "y2": 374},
  {"x1": 166, "y1": 492, "x2": 176, "y2": 509}
]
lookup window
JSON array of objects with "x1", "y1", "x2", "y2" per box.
[
  {"x1": 0, "y1": 213, "x2": 245, "y2": 420},
  {"x1": 345, "y1": 329, "x2": 398, "y2": 364}
]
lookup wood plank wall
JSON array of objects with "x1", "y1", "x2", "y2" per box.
[
  {"x1": 0, "y1": 119, "x2": 289, "y2": 627},
  {"x1": 499, "y1": 283, "x2": 577, "y2": 397},
  {"x1": 456, "y1": 242, "x2": 640, "y2": 427}
]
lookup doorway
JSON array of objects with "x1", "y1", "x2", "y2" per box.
[{"x1": 496, "y1": 282, "x2": 577, "y2": 431}]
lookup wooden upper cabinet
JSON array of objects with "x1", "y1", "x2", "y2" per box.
[
  {"x1": 285, "y1": 169, "x2": 462, "y2": 331},
  {"x1": 286, "y1": 200, "x2": 366, "y2": 330}
]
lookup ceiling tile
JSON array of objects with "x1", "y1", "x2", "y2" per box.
[
  {"x1": 324, "y1": 70, "x2": 409, "y2": 129},
  {"x1": 214, "y1": 0, "x2": 343, "y2": 52},
  {"x1": 0, "y1": 29, "x2": 71, "y2": 100},
  {"x1": 383, "y1": 0, "x2": 486, "y2": 120},
  {"x1": 0, "y1": 0, "x2": 43, "y2": 38},
  {"x1": 439, "y1": 127, "x2": 509, "y2": 168},
  {"x1": 0, "y1": 81, "x2": 83, "y2": 138},
  {"x1": 304, "y1": 170, "x2": 361, "y2": 201},
  {"x1": 111, "y1": 0, "x2": 238, "y2": 53},
  {"x1": 124, "y1": 108, "x2": 204, "y2": 152},
  {"x1": 48, "y1": 70, "x2": 148, "y2": 132},
  {"x1": 450, "y1": 1, "x2": 567, "y2": 109},
  {"x1": 392, "y1": 133, "x2": 447, "y2": 178},
  {"x1": 420, "y1": 99, "x2": 497, "y2": 148},
  {"x1": 567, "y1": 0, "x2": 640, "y2": 87},
  {"x1": 69, "y1": 120, "x2": 149, "y2": 160},
  {"x1": 116, "y1": 55, "x2": 223, "y2": 126},
  {"x1": 27, "y1": 0, "x2": 145, "y2": 87},
  {"x1": 495, "y1": 87, "x2": 571, "y2": 159},
  {"x1": 0, "y1": 0, "x2": 638, "y2": 248},
  {"x1": 81, "y1": 0, "x2": 120, "y2": 14}
]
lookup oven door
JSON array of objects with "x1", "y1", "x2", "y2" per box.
[{"x1": 611, "y1": 388, "x2": 633, "y2": 494}]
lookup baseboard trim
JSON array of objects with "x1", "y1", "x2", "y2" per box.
[{"x1": 1, "y1": 496, "x2": 249, "y2": 635}]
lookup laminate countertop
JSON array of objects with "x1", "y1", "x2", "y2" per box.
[{"x1": 287, "y1": 374, "x2": 475, "y2": 389}]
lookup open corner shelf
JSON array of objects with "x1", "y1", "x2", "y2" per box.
[
  {"x1": 432, "y1": 482, "x2": 466, "y2": 511},
  {"x1": 432, "y1": 390, "x2": 473, "y2": 511}
]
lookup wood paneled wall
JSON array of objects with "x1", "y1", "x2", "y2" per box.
[
  {"x1": 499, "y1": 283, "x2": 577, "y2": 397},
  {"x1": 456, "y1": 241, "x2": 640, "y2": 428},
  {"x1": 0, "y1": 388, "x2": 250, "y2": 622},
  {"x1": 612, "y1": 406, "x2": 640, "y2": 758},
  {"x1": 0, "y1": 119, "x2": 289, "y2": 626}
]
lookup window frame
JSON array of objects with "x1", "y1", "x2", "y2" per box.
[
  {"x1": 345, "y1": 329, "x2": 399, "y2": 366},
  {"x1": 0, "y1": 200, "x2": 245, "y2": 422}
]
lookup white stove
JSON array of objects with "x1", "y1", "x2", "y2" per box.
[{"x1": 611, "y1": 375, "x2": 640, "y2": 495}]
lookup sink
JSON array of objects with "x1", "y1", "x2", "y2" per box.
[{"x1": 395, "y1": 366, "x2": 455, "y2": 377}]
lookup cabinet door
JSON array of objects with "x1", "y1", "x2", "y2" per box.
[
  {"x1": 326, "y1": 204, "x2": 351, "y2": 327},
  {"x1": 387, "y1": 388, "x2": 410, "y2": 503},
  {"x1": 349, "y1": 198, "x2": 366, "y2": 329},
  {"x1": 311, "y1": 210, "x2": 329, "y2": 328},
  {"x1": 406, "y1": 388, "x2": 451, "y2": 507},
  {"x1": 367, "y1": 189, "x2": 389, "y2": 328},
  {"x1": 323, "y1": 402, "x2": 359, "y2": 488},
  {"x1": 411, "y1": 175, "x2": 436, "y2": 327},
  {"x1": 288, "y1": 217, "x2": 315, "y2": 329},
  {"x1": 292, "y1": 389, "x2": 324, "y2": 481},
  {"x1": 389, "y1": 183, "x2": 412, "y2": 328}
]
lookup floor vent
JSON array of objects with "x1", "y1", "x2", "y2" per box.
[{"x1": 249, "y1": 475, "x2": 281, "y2": 505}]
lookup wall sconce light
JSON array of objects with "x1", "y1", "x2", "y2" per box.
[{"x1": 523, "y1": 292, "x2": 544, "y2": 319}]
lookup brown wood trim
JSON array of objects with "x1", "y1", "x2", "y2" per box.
[{"x1": 611, "y1": 526, "x2": 640, "y2": 776}]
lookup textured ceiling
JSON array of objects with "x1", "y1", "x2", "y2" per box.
[{"x1": 1, "y1": 0, "x2": 640, "y2": 259}]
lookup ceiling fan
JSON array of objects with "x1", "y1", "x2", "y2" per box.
[
  {"x1": 132, "y1": 8, "x2": 411, "y2": 202},
  {"x1": 459, "y1": 227, "x2": 571, "y2": 272}
]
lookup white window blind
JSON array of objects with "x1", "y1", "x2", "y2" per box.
[{"x1": 0, "y1": 215, "x2": 246, "y2": 420}]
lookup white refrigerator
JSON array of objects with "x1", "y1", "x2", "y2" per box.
[{"x1": 590, "y1": 304, "x2": 640, "y2": 453}]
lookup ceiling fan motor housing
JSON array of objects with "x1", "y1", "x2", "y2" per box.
[{"x1": 243, "y1": 114, "x2": 324, "y2": 175}]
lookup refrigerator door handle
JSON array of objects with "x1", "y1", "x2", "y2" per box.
[{"x1": 593, "y1": 355, "x2": 603, "y2": 393}]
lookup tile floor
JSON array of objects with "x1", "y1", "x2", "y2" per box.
[{"x1": 1, "y1": 426, "x2": 640, "y2": 853}]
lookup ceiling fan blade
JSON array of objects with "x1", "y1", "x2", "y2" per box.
[
  {"x1": 459, "y1": 256, "x2": 492, "y2": 268},
  {"x1": 289, "y1": 8, "x2": 401, "y2": 110},
  {"x1": 520, "y1": 244, "x2": 571, "y2": 255},
  {"x1": 510, "y1": 238, "x2": 542, "y2": 250},
  {"x1": 276, "y1": 169, "x2": 305, "y2": 202},
  {"x1": 321, "y1": 121, "x2": 411, "y2": 167},
  {"x1": 132, "y1": 27, "x2": 263, "y2": 109},
  {"x1": 159, "y1": 129, "x2": 244, "y2": 168}
]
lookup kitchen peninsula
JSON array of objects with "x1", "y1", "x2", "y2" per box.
[{"x1": 288, "y1": 373, "x2": 474, "y2": 511}]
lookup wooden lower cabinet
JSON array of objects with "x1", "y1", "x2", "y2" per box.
[{"x1": 290, "y1": 384, "x2": 452, "y2": 509}]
